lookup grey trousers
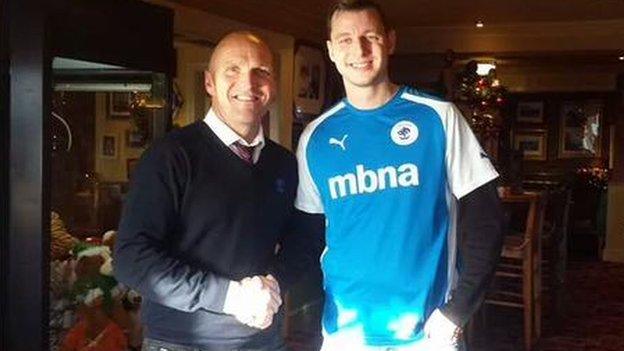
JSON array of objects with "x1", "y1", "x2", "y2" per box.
[{"x1": 142, "y1": 337, "x2": 290, "y2": 351}]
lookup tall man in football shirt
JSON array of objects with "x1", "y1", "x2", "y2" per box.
[{"x1": 295, "y1": 1, "x2": 504, "y2": 350}]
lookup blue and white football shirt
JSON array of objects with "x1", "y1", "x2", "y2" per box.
[{"x1": 295, "y1": 86, "x2": 499, "y2": 348}]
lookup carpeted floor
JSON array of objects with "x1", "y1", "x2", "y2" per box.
[
  {"x1": 470, "y1": 260, "x2": 624, "y2": 351},
  {"x1": 534, "y1": 261, "x2": 624, "y2": 351},
  {"x1": 287, "y1": 260, "x2": 624, "y2": 351}
]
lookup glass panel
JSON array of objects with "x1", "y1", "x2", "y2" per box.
[
  {"x1": 559, "y1": 100, "x2": 603, "y2": 158},
  {"x1": 49, "y1": 57, "x2": 166, "y2": 351}
]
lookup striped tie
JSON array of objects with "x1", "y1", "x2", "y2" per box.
[{"x1": 234, "y1": 142, "x2": 254, "y2": 164}]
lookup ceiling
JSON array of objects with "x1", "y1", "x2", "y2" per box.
[
  {"x1": 171, "y1": 0, "x2": 624, "y2": 42},
  {"x1": 386, "y1": 0, "x2": 624, "y2": 27}
]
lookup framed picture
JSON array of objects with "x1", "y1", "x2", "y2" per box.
[
  {"x1": 513, "y1": 129, "x2": 547, "y2": 161},
  {"x1": 108, "y1": 92, "x2": 132, "y2": 118},
  {"x1": 100, "y1": 133, "x2": 118, "y2": 159},
  {"x1": 126, "y1": 129, "x2": 147, "y2": 148},
  {"x1": 126, "y1": 158, "x2": 139, "y2": 180},
  {"x1": 516, "y1": 101, "x2": 544, "y2": 123},
  {"x1": 558, "y1": 100, "x2": 602, "y2": 158},
  {"x1": 293, "y1": 45, "x2": 326, "y2": 115}
]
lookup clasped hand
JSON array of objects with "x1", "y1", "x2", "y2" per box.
[
  {"x1": 223, "y1": 274, "x2": 282, "y2": 329},
  {"x1": 423, "y1": 309, "x2": 462, "y2": 349}
]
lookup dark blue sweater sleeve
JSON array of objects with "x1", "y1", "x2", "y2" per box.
[
  {"x1": 270, "y1": 210, "x2": 325, "y2": 290},
  {"x1": 440, "y1": 179, "x2": 504, "y2": 327},
  {"x1": 113, "y1": 141, "x2": 230, "y2": 313}
]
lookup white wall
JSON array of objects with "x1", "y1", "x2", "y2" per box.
[
  {"x1": 604, "y1": 183, "x2": 624, "y2": 262},
  {"x1": 174, "y1": 41, "x2": 212, "y2": 127}
]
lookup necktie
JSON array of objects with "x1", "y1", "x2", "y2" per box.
[{"x1": 233, "y1": 142, "x2": 255, "y2": 164}]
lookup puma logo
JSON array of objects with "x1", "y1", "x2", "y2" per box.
[{"x1": 329, "y1": 134, "x2": 348, "y2": 151}]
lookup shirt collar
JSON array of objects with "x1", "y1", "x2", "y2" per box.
[{"x1": 203, "y1": 108, "x2": 265, "y2": 149}]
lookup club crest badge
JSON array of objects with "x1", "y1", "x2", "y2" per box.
[
  {"x1": 275, "y1": 178, "x2": 286, "y2": 193},
  {"x1": 390, "y1": 120, "x2": 418, "y2": 146}
]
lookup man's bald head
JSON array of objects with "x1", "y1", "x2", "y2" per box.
[{"x1": 208, "y1": 31, "x2": 273, "y2": 73}]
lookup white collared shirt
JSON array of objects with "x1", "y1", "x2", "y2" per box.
[{"x1": 203, "y1": 108, "x2": 265, "y2": 164}]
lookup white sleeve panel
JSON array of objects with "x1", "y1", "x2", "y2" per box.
[
  {"x1": 444, "y1": 104, "x2": 499, "y2": 199},
  {"x1": 294, "y1": 122, "x2": 325, "y2": 214},
  {"x1": 294, "y1": 102, "x2": 345, "y2": 213}
]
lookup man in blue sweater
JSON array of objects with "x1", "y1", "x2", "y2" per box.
[
  {"x1": 295, "y1": 1, "x2": 504, "y2": 350},
  {"x1": 115, "y1": 32, "x2": 320, "y2": 351}
]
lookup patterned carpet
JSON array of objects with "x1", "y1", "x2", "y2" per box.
[
  {"x1": 287, "y1": 261, "x2": 624, "y2": 351},
  {"x1": 536, "y1": 261, "x2": 624, "y2": 351},
  {"x1": 472, "y1": 260, "x2": 624, "y2": 351}
]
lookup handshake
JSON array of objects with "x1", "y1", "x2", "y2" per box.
[{"x1": 223, "y1": 274, "x2": 282, "y2": 329}]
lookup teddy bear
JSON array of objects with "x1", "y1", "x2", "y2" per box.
[{"x1": 60, "y1": 239, "x2": 127, "y2": 351}]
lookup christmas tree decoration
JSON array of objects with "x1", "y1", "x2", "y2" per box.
[
  {"x1": 576, "y1": 167, "x2": 609, "y2": 190},
  {"x1": 454, "y1": 60, "x2": 507, "y2": 135}
]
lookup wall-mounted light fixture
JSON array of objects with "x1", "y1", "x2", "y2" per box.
[
  {"x1": 476, "y1": 62, "x2": 496, "y2": 76},
  {"x1": 54, "y1": 83, "x2": 152, "y2": 92}
]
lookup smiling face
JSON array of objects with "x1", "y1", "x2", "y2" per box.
[
  {"x1": 327, "y1": 9, "x2": 395, "y2": 91},
  {"x1": 205, "y1": 33, "x2": 275, "y2": 132}
]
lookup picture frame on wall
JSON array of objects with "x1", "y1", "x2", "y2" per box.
[
  {"x1": 516, "y1": 101, "x2": 544, "y2": 123},
  {"x1": 100, "y1": 133, "x2": 118, "y2": 159},
  {"x1": 513, "y1": 129, "x2": 547, "y2": 161},
  {"x1": 558, "y1": 100, "x2": 602, "y2": 158},
  {"x1": 293, "y1": 44, "x2": 326, "y2": 115},
  {"x1": 126, "y1": 129, "x2": 147, "y2": 148},
  {"x1": 108, "y1": 92, "x2": 132, "y2": 118}
]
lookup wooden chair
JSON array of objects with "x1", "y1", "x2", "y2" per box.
[
  {"x1": 522, "y1": 176, "x2": 572, "y2": 329},
  {"x1": 540, "y1": 187, "x2": 571, "y2": 328},
  {"x1": 485, "y1": 192, "x2": 546, "y2": 351}
]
